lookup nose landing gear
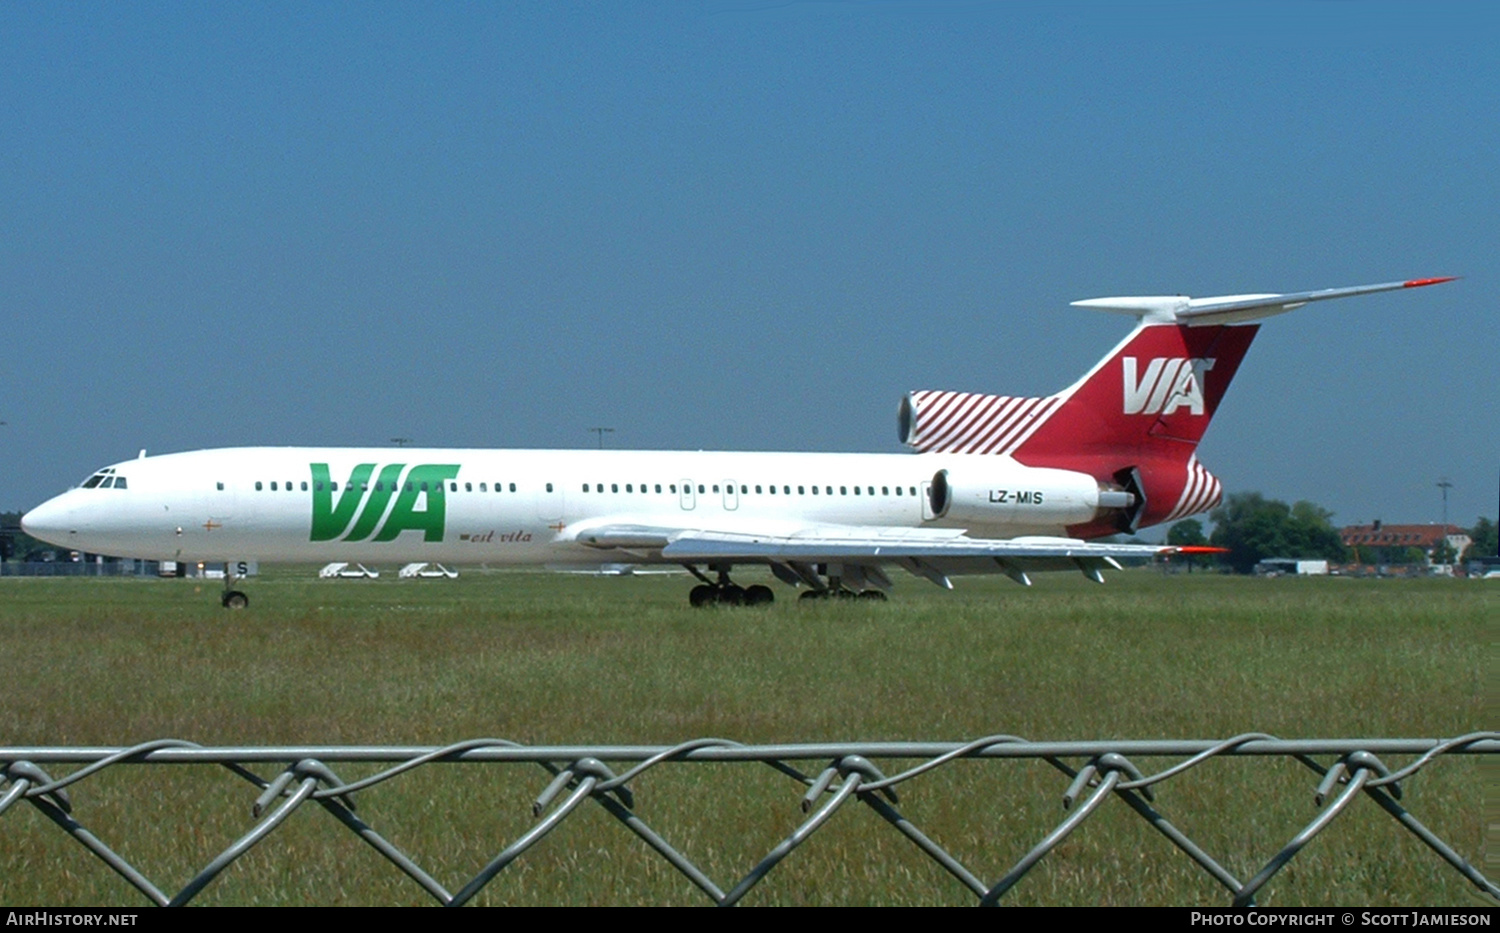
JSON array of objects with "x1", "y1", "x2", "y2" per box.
[{"x1": 220, "y1": 562, "x2": 249, "y2": 609}]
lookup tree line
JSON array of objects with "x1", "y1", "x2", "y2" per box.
[{"x1": 1167, "y1": 494, "x2": 1498, "y2": 574}]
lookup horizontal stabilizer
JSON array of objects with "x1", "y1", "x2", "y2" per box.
[{"x1": 1072, "y1": 277, "x2": 1456, "y2": 326}]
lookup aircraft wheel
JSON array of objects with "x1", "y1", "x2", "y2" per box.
[
  {"x1": 799, "y1": 590, "x2": 826, "y2": 601},
  {"x1": 718, "y1": 584, "x2": 746, "y2": 606},
  {"x1": 689, "y1": 585, "x2": 716, "y2": 607},
  {"x1": 222, "y1": 591, "x2": 249, "y2": 610},
  {"x1": 857, "y1": 590, "x2": 888, "y2": 601},
  {"x1": 744, "y1": 584, "x2": 774, "y2": 606}
]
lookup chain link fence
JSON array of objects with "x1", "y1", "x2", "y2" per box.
[{"x1": 4, "y1": 734, "x2": 1495, "y2": 906}]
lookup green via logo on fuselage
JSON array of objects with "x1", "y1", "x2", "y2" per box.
[{"x1": 309, "y1": 463, "x2": 460, "y2": 542}]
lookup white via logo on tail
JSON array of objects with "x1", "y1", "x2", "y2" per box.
[{"x1": 1122, "y1": 357, "x2": 1216, "y2": 416}]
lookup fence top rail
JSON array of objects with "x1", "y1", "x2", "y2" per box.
[{"x1": 3, "y1": 735, "x2": 1496, "y2": 765}]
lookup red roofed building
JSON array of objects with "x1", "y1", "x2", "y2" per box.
[{"x1": 1341, "y1": 522, "x2": 1472, "y2": 565}]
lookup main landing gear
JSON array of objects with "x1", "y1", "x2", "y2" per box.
[
  {"x1": 789, "y1": 562, "x2": 889, "y2": 601},
  {"x1": 685, "y1": 565, "x2": 774, "y2": 607},
  {"x1": 681, "y1": 563, "x2": 892, "y2": 606},
  {"x1": 799, "y1": 588, "x2": 887, "y2": 602}
]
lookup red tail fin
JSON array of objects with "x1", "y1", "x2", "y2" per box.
[
  {"x1": 1016, "y1": 323, "x2": 1256, "y2": 462},
  {"x1": 1013, "y1": 322, "x2": 1257, "y2": 533},
  {"x1": 898, "y1": 277, "x2": 1454, "y2": 534},
  {"x1": 899, "y1": 322, "x2": 1259, "y2": 533}
]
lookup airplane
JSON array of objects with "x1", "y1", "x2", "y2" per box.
[{"x1": 21, "y1": 276, "x2": 1454, "y2": 609}]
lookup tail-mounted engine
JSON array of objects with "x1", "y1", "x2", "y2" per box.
[
  {"x1": 926, "y1": 463, "x2": 1139, "y2": 532},
  {"x1": 899, "y1": 390, "x2": 1060, "y2": 455}
]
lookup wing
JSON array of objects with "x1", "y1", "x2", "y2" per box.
[{"x1": 573, "y1": 521, "x2": 1194, "y2": 589}]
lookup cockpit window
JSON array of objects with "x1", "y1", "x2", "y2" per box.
[{"x1": 81, "y1": 467, "x2": 126, "y2": 490}]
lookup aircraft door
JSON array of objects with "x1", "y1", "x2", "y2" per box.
[
  {"x1": 679, "y1": 479, "x2": 695, "y2": 511},
  {"x1": 535, "y1": 481, "x2": 563, "y2": 523},
  {"x1": 920, "y1": 480, "x2": 936, "y2": 521},
  {"x1": 723, "y1": 479, "x2": 739, "y2": 511}
]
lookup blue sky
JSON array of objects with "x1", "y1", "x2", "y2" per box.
[{"x1": 4, "y1": 2, "x2": 1495, "y2": 530}]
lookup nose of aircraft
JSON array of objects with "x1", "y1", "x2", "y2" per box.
[{"x1": 20, "y1": 495, "x2": 75, "y2": 547}]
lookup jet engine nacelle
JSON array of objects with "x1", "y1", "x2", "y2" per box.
[{"x1": 928, "y1": 464, "x2": 1136, "y2": 531}]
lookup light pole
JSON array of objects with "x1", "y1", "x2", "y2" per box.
[{"x1": 1436, "y1": 478, "x2": 1454, "y2": 568}]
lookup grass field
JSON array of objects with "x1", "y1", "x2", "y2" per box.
[{"x1": 0, "y1": 568, "x2": 1493, "y2": 906}]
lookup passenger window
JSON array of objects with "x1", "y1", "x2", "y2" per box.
[
  {"x1": 626, "y1": 484, "x2": 633, "y2": 493},
  {"x1": 449, "y1": 482, "x2": 457, "y2": 492},
  {"x1": 826, "y1": 486, "x2": 833, "y2": 495},
  {"x1": 867, "y1": 486, "x2": 874, "y2": 496},
  {"x1": 698, "y1": 485, "x2": 705, "y2": 494},
  {"x1": 910, "y1": 487, "x2": 917, "y2": 496},
  {"x1": 784, "y1": 486, "x2": 790, "y2": 495},
  {"x1": 480, "y1": 483, "x2": 487, "y2": 492},
  {"x1": 655, "y1": 484, "x2": 662, "y2": 493},
  {"x1": 510, "y1": 483, "x2": 517, "y2": 492},
  {"x1": 465, "y1": 483, "x2": 472, "y2": 492},
  {"x1": 812, "y1": 486, "x2": 819, "y2": 495},
  {"x1": 255, "y1": 482, "x2": 263, "y2": 491},
  {"x1": 852, "y1": 486, "x2": 859, "y2": 495},
  {"x1": 882, "y1": 486, "x2": 889, "y2": 495},
  {"x1": 546, "y1": 483, "x2": 553, "y2": 493},
  {"x1": 740, "y1": 485, "x2": 747, "y2": 494},
  {"x1": 755, "y1": 485, "x2": 762, "y2": 494},
  {"x1": 375, "y1": 482, "x2": 384, "y2": 492},
  {"x1": 302, "y1": 481, "x2": 309, "y2": 491},
  {"x1": 896, "y1": 487, "x2": 903, "y2": 496},
  {"x1": 798, "y1": 486, "x2": 805, "y2": 495},
  {"x1": 712, "y1": 485, "x2": 719, "y2": 493},
  {"x1": 218, "y1": 482, "x2": 226, "y2": 491},
  {"x1": 421, "y1": 482, "x2": 429, "y2": 492},
  {"x1": 612, "y1": 483, "x2": 619, "y2": 493},
  {"x1": 270, "y1": 482, "x2": 277, "y2": 491}
]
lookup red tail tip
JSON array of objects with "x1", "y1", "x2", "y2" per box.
[
  {"x1": 1171, "y1": 546, "x2": 1229, "y2": 555},
  {"x1": 1403, "y1": 276, "x2": 1459, "y2": 288}
]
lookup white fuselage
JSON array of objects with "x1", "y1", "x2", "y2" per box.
[{"x1": 21, "y1": 447, "x2": 1108, "y2": 565}]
